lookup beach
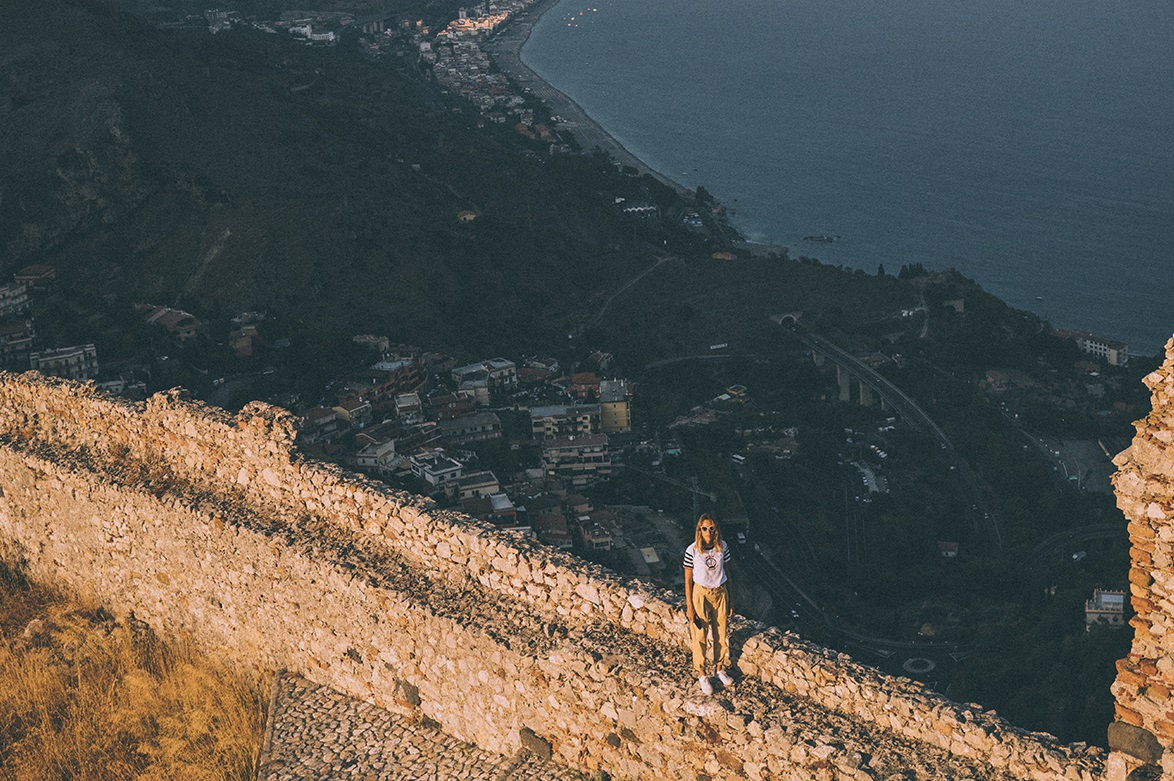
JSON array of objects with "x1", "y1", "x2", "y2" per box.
[{"x1": 482, "y1": 0, "x2": 689, "y2": 197}]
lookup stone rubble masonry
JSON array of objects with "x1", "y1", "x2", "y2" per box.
[
  {"x1": 259, "y1": 672, "x2": 584, "y2": 780},
  {"x1": 1110, "y1": 337, "x2": 1174, "y2": 781},
  {"x1": 0, "y1": 370, "x2": 1103, "y2": 780}
]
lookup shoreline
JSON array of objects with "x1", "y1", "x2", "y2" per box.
[
  {"x1": 483, "y1": 0, "x2": 691, "y2": 198},
  {"x1": 481, "y1": 3, "x2": 1152, "y2": 353}
]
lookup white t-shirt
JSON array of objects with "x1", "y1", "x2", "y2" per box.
[{"x1": 684, "y1": 541, "x2": 730, "y2": 589}]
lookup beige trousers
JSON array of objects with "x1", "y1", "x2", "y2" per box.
[{"x1": 690, "y1": 583, "x2": 730, "y2": 677}]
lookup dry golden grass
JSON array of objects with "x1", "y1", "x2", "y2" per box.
[{"x1": 0, "y1": 562, "x2": 266, "y2": 781}]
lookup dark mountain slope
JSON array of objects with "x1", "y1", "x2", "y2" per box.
[{"x1": 2, "y1": 0, "x2": 639, "y2": 353}]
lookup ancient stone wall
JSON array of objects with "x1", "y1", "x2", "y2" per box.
[
  {"x1": 1110, "y1": 338, "x2": 1174, "y2": 781},
  {"x1": 0, "y1": 371, "x2": 1104, "y2": 780}
]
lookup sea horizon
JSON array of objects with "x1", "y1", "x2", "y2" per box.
[{"x1": 518, "y1": 0, "x2": 1174, "y2": 356}]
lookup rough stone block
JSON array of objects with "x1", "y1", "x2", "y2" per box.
[
  {"x1": 1108, "y1": 721, "x2": 1162, "y2": 763},
  {"x1": 1104, "y1": 753, "x2": 1130, "y2": 781},
  {"x1": 1115, "y1": 704, "x2": 1147, "y2": 729},
  {"x1": 1124, "y1": 764, "x2": 1162, "y2": 781},
  {"x1": 1130, "y1": 568, "x2": 1155, "y2": 588},
  {"x1": 520, "y1": 727, "x2": 552, "y2": 760}
]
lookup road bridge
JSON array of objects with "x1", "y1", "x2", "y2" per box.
[{"x1": 781, "y1": 322, "x2": 1004, "y2": 552}]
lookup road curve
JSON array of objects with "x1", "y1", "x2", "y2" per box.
[{"x1": 783, "y1": 324, "x2": 1003, "y2": 552}]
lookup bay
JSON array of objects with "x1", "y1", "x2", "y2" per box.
[{"x1": 521, "y1": 0, "x2": 1174, "y2": 355}]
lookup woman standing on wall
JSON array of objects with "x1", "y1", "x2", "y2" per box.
[{"x1": 684, "y1": 513, "x2": 734, "y2": 695}]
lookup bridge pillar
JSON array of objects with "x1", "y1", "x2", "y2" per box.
[
  {"x1": 812, "y1": 350, "x2": 826, "y2": 368},
  {"x1": 858, "y1": 382, "x2": 876, "y2": 407},
  {"x1": 837, "y1": 364, "x2": 851, "y2": 402}
]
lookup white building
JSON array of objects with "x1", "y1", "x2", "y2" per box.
[
  {"x1": 457, "y1": 470, "x2": 499, "y2": 501},
  {"x1": 542, "y1": 433, "x2": 611, "y2": 489},
  {"x1": 30, "y1": 344, "x2": 99, "y2": 381},
  {"x1": 356, "y1": 439, "x2": 397, "y2": 475},
  {"x1": 1057, "y1": 329, "x2": 1129, "y2": 367},
  {"x1": 452, "y1": 358, "x2": 517, "y2": 404},
  {"x1": 1085, "y1": 588, "x2": 1126, "y2": 631},
  {"x1": 530, "y1": 404, "x2": 600, "y2": 440},
  {"x1": 410, "y1": 449, "x2": 464, "y2": 498},
  {"x1": 0, "y1": 283, "x2": 30, "y2": 318}
]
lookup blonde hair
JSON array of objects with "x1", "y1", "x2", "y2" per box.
[{"x1": 694, "y1": 513, "x2": 722, "y2": 551}]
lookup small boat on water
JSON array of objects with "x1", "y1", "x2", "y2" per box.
[{"x1": 803, "y1": 234, "x2": 839, "y2": 243}]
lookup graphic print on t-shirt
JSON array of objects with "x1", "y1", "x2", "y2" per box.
[{"x1": 685, "y1": 541, "x2": 728, "y2": 588}]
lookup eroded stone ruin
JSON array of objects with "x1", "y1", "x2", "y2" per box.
[{"x1": 1, "y1": 341, "x2": 1172, "y2": 779}]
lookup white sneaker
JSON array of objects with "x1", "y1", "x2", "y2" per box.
[
  {"x1": 716, "y1": 669, "x2": 734, "y2": 687},
  {"x1": 699, "y1": 676, "x2": 714, "y2": 695}
]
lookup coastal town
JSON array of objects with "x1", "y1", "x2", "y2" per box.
[
  {"x1": 153, "y1": 1, "x2": 737, "y2": 245},
  {"x1": 1, "y1": 260, "x2": 700, "y2": 582},
  {"x1": 291, "y1": 345, "x2": 641, "y2": 566},
  {"x1": 195, "y1": 0, "x2": 577, "y2": 150},
  {"x1": 0, "y1": 253, "x2": 1142, "y2": 614},
  {"x1": 194, "y1": 0, "x2": 715, "y2": 204}
]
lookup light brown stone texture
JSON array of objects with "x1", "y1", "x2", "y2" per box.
[
  {"x1": 258, "y1": 673, "x2": 584, "y2": 780},
  {"x1": 0, "y1": 371, "x2": 1109, "y2": 780},
  {"x1": 1110, "y1": 337, "x2": 1174, "y2": 781}
]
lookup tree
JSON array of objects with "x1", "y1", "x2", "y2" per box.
[{"x1": 898, "y1": 262, "x2": 928, "y2": 280}]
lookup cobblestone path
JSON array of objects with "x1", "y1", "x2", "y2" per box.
[{"x1": 258, "y1": 674, "x2": 588, "y2": 781}]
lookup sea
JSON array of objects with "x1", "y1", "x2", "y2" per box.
[{"x1": 520, "y1": 0, "x2": 1174, "y2": 356}]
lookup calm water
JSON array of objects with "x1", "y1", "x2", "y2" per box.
[{"x1": 522, "y1": 0, "x2": 1174, "y2": 355}]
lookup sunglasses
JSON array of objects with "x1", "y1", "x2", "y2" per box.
[{"x1": 700, "y1": 526, "x2": 716, "y2": 532}]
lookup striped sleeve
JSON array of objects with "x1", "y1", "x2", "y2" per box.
[
  {"x1": 683, "y1": 547, "x2": 694, "y2": 568},
  {"x1": 723, "y1": 543, "x2": 732, "y2": 562}
]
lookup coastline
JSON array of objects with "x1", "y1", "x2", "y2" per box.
[
  {"x1": 482, "y1": 2, "x2": 1159, "y2": 353},
  {"x1": 483, "y1": 0, "x2": 691, "y2": 198}
]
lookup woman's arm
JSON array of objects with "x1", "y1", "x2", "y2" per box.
[{"x1": 724, "y1": 543, "x2": 733, "y2": 616}]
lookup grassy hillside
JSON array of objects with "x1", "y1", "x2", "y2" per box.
[{"x1": 0, "y1": 562, "x2": 264, "y2": 781}]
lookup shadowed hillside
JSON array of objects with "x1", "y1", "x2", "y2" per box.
[{"x1": 2, "y1": 0, "x2": 667, "y2": 353}]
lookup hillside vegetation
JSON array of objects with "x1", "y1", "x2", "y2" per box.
[
  {"x1": 3, "y1": 0, "x2": 650, "y2": 354},
  {"x1": 0, "y1": 562, "x2": 264, "y2": 781}
]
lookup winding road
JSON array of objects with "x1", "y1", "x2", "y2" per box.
[{"x1": 783, "y1": 324, "x2": 1003, "y2": 552}]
